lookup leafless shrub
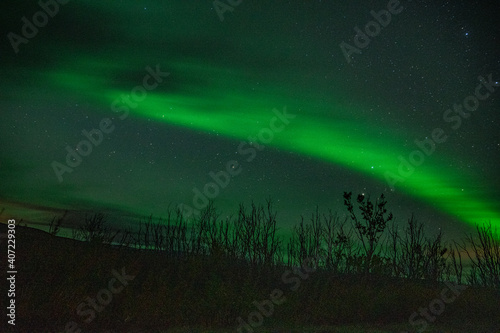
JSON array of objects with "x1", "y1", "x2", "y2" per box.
[
  {"x1": 446, "y1": 241, "x2": 464, "y2": 284},
  {"x1": 48, "y1": 211, "x2": 67, "y2": 236},
  {"x1": 462, "y1": 222, "x2": 500, "y2": 289},
  {"x1": 73, "y1": 213, "x2": 117, "y2": 244}
]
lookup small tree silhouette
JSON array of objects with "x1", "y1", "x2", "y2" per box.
[
  {"x1": 48, "y1": 211, "x2": 67, "y2": 237},
  {"x1": 343, "y1": 192, "x2": 393, "y2": 276},
  {"x1": 73, "y1": 213, "x2": 117, "y2": 244},
  {"x1": 462, "y1": 222, "x2": 500, "y2": 289}
]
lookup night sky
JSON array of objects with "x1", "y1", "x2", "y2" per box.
[{"x1": 1, "y1": 0, "x2": 499, "y2": 239}]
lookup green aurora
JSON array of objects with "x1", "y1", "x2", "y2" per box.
[
  {"x1": 43, "y1": 54, "x2": 500, "y2": 233},
  {"x1": 1, "y1": 0, "x2": 498, "y2": 239}
]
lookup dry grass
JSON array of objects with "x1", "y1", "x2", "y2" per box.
[{"x1": 163, "y1": 323, "x2": 500, "y2": 333}]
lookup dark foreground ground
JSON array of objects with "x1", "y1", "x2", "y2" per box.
[{"x1": 1, "y1": 224, "x2": 499, "y2": 333}]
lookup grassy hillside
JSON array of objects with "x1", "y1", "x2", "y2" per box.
[{"x1": 2, "y1": 198, "x2": 499, "y2": 332}]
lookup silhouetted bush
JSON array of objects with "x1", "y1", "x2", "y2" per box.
[{"x1": 10, "y1": 194, "x2": 500, "y2": 332}]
